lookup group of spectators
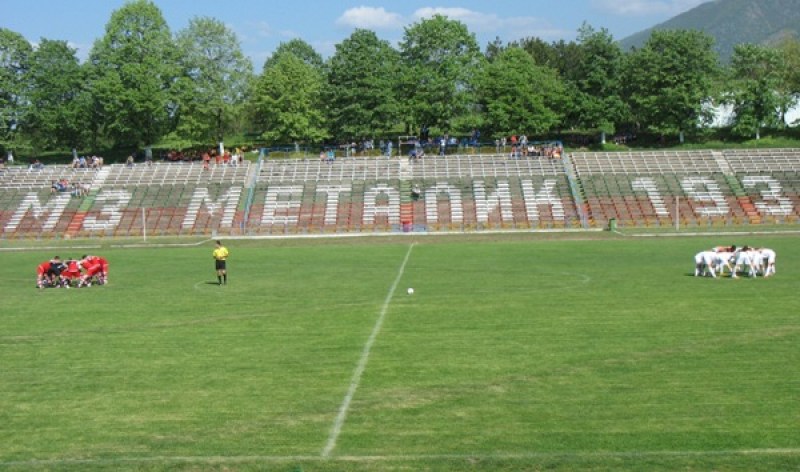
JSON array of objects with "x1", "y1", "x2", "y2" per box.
[
  {"x1": 201, "y1": 148, "x2": 244, "y2": 170},
  {"x1": 498, "y1": 135, "x2": 563, "y2": 159},
  {"x1": 51, "y1": 179, "x2": 90, "y2": 197},
  {"x1": 164, "y1": 148, "x2": 245, "y2": 167},
  {"x1": 71, "y1": 154, "x2": 104, "y2": 169},
  {"x1": 36, "y1": 255, "x2": 109, "y2": 289}
]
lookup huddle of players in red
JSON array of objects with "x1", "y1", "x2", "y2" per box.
[{"x1": 36, "y1": 255, "x2": 109, "y2": 289}]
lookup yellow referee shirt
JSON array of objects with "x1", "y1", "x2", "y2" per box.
[{"x1": 213, "y1": 246, "x2": 229, "y2": 261}]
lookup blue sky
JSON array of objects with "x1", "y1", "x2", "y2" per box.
[{"x1": 1, "y1": 0, "x2": 709, "y2": 67}]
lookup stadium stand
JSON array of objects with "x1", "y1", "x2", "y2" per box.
[
  {"x1": 571, "y1": 149, "x2": 800, "y2": 227},
  {"x1": 1, "y1": 149, "x2": 799, "y2": 238}
]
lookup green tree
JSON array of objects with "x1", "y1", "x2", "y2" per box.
[
  {"x1": 728, "y1": 43, "x2": 788, "y2": 139},
  {"x1": 325, "y1": 29, "x2": 400, "y2": 141},
  {"x1": 254, "y1": 53, "x2": 327, "y2": 145},
  {"x1": 262, "y1": 38, "x2": 323, "y2": 72},
  {"x1": 173, "y1": 16, "x2": 254, "y2": 147},
  {"x1": 476, "y1": 47, "x2": 565, "y2": 137},
  {"x1": 0, "y1": 28, "x2": 32, "y2": 151},
  {"x1": 24, "y1": 39, "x2": 91, "y2": 152},
  {"x1": 775, "y1": 37, "x2": 800, "y2": 125},
  {"x1": 399, "y1": 15, "x2": 484, "y2": 134},
  {"x1": 571, "y1": 24, "x2": 627, "y2": 142},
  {"x1": 87, "y1": 0, "x2": 177, "y2": 148},
  {"x1": 624, "y1": 30, "x2": 720, "y2": 143}
]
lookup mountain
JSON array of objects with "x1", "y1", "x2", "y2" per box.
[{"x1": 619, "y1": 0, "x2": 800, "y2": 61}]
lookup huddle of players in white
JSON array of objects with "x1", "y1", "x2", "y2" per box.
[{"x1": 694, "y1": 245, "x2": 777, "y2": 279}]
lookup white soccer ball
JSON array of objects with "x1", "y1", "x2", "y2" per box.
[{"x1": 407, "y1": 287, "x2": 414, "y2": 295}]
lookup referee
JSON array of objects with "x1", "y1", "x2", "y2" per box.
[{"x1": 212, "y1": 240, "x2": 229, "y2": 285}]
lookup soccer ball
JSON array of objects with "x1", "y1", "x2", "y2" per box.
[{"x1": 407, "y1": 288, "x2": 414, "y2": 295}]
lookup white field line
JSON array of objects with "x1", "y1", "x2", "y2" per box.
[
  {"x1": 3, "y1": 448, "x2": 799, "y2": 467},
  {"x1": 321, "y1": 243, "x2": 415, "y2": 458}
]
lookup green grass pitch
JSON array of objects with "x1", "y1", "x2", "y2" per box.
[{"x1": 0, "y1": 234, "x2": 798, "y2": 471}]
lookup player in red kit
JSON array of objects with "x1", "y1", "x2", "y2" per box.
[
  {"x1": 79, "y1": 255, "x2": 105, "y2": 287},
  {"x1": 99, "y1": 256, "x2": 109, "y2": 283},
  {"x1": 36, "y1": 261, "x2": 50, "y2": 288},
  {"x1": 62, "y1": 258, "x2": 83, "y2": 286}
]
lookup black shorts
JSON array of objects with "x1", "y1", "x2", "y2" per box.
[{"x1": 215, "y1": 260, "x2": 227, "y2": 271}]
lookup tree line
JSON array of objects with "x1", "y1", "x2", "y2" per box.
[{"x1": 2, "y1": 0, "x2": 799, "y2": 158}]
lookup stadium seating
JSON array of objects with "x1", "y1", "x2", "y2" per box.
[
  {"x1": 1, "y1": 149, "x2": 799, "y2": 238},
  {"x1": 570, "y1": 149, "x2": 800, "y2": 227}
]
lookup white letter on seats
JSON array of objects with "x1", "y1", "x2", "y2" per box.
[
  {"x1": 473, "y1": 180, "x2": 513, "y2": 223},
  {"x1": 521, "y1": 180, "x2": 563, "y2": 222},
  {"x1": 83, "y1": 190, "x2": 132, "y2": 231},
  {"x1": 5, "y1": 192, "x2": 71, "y2": 232},
  {"x1": 363, "y1": 184, "x2": 400, "y2": 224},
  {"x1": 681, "y1": 177, "x2": 729, "y2": 216},
  {"x1": 182, "y1": 186, "x2": 242, "y2": 229},
  {"x1": 263, "y1": 185, "x2": 303, "y2": 224},
  {"x1": 425, "y1": 183, "x2": 463, "y2": 223},
  {"x1": 741, "y1": 176, "x2": 793, "y2": 216},
  {"x1": 316, "y1": 184, "x2": 351, "y2": 225}
]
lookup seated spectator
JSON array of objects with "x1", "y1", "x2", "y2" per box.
[
  {"x1": 51, "y1": 180, "x2": 59, "y2": 193},
  {"x1": 411, "y1": 184, "x2": 421, "y2": 201},
  {"x1": 126, "y1": 154, "x2": 135, "y2": 167}
]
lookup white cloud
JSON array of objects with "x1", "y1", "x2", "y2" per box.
[
  {"x1": 241, "y1": 20, "x2": 296, "y2": 41},
  {"x1": 590, "y1": 0, "x2": 709, "y2": 16},
  {"x1": 413, "y1": 7, "x2": 569, "y2": 40},
  {"x1": 336, "y1": 6, "x2": 404, "y2": 30}
]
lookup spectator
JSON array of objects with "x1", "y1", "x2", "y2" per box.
[
  {"x1": 6, "y1": 150, "x2": 13, "y2": 166},
  {"x1": 126, "y1": 154, "x2": 135, "y2": 167}
]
